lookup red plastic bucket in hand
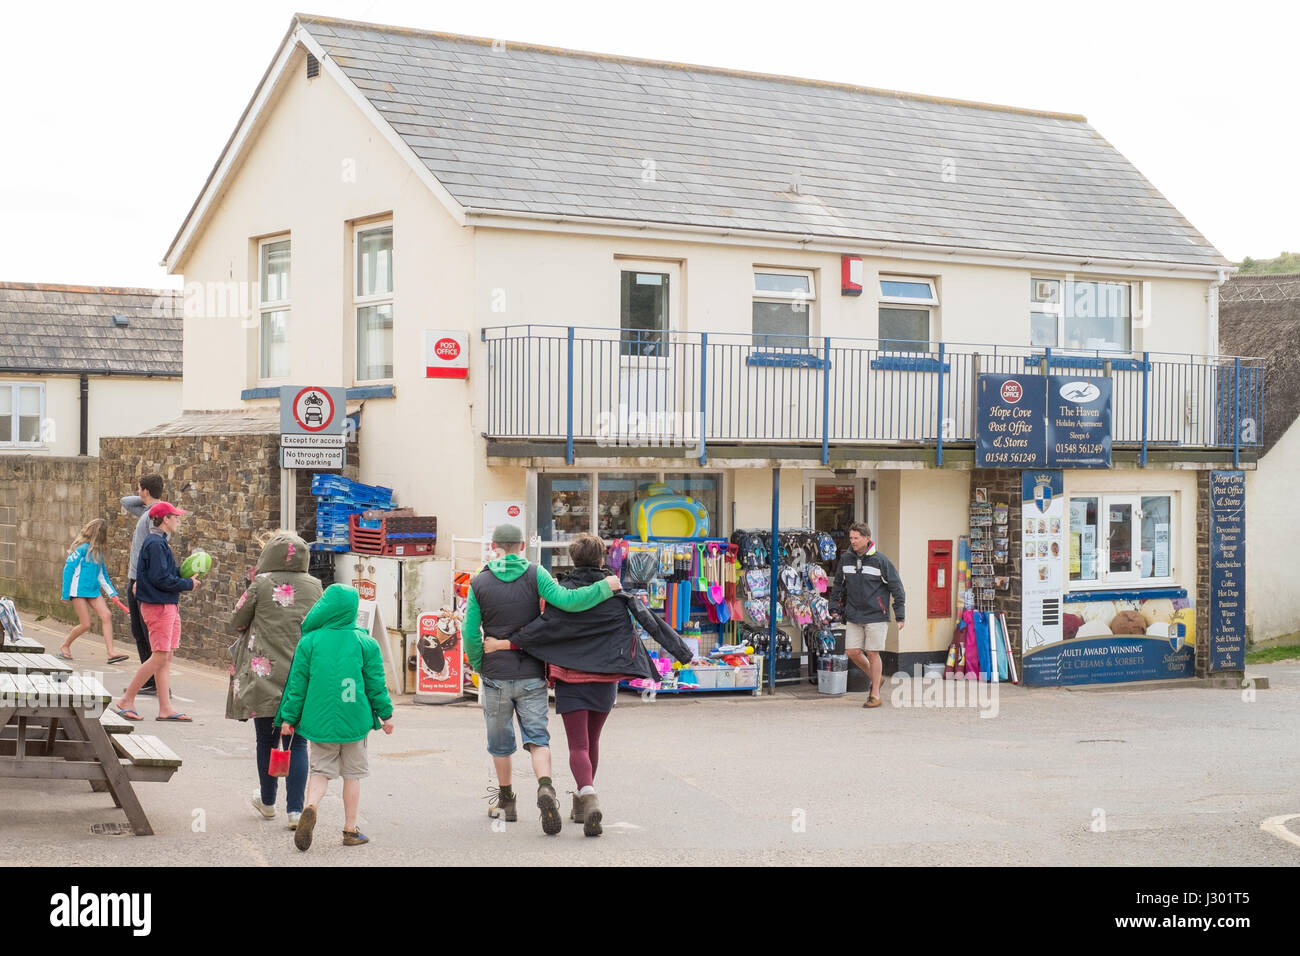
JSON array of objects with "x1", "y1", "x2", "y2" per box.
[{"x1": 268, "y1": 735, "x2": 293, "y2": 777}]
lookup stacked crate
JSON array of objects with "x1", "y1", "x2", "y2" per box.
[{"x1": 310, "y1": 473, "x2": 395, "y2": 551}]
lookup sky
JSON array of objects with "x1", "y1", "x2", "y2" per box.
[{"x1": 2, "y1": 0, "x2": 1297, "y2": 289}]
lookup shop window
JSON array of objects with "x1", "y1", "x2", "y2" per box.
[
  {"x1": 0, "y1": 382, "x2": 44, "y2": 446},
  {"x1": 753, "y1": 270, "x2": 814, "y2": 348},
  {"x1": 1030, "y1": 277, "x2": 1132, "y2": 352},
  {"x1": 620, "y1": 271, "x2": 669, "y2": 357},
  {"x1": 355, "y1": 222, "x2": 394, "y2": 381},
  {"x1": 1069, "y1": 493, "x2": 1174, "y2": 587},
  {"x1": 663, "y1": 473, "x2": 719, "y2": 533},
  {"x1": 538, "y1": 474, "x2": 592, "y2": 572},
  {"x1": 258, "y1": 237, "x2": 290, "y2": 380},
  {"x1": 598, "y1": 472, "x2": 657, "y2": 539},
  {"x1": 878, "y1": 276, "x2": 937, "y2": 352}
]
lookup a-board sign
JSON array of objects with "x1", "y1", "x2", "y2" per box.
[{"x1": 1208, "y1": 471, "x2": 1246, "y2": 673}]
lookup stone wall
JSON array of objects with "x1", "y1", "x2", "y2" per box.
[
  {"x1": 99, "y1": 433, "x2": 288, "y2": 668},
  {"x1": 0, "y1": 455, "x2": 102, "y2": 622}
]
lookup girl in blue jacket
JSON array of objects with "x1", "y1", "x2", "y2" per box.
[{"x1": 58, "y1": 518, "x2": 127, "y2": 663}]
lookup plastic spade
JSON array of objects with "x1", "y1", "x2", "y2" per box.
[
  {"x1": 708, "y1": 545, "x2": 725, "y2": 605},
  {"x1": 111, "y1": 596, "x2": 130, "y2": 615}
]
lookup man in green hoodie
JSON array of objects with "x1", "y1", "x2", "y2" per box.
[
  {"x1": 462, "y1": 523, "x2": 621, "y2": 835},
  {"x1": 277, "y1": 583, "x2": 394, "y2": 851}
]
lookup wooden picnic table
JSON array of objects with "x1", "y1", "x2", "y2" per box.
[{"x1": 0, "y1": 672, "x2": 180, "y2": 835}]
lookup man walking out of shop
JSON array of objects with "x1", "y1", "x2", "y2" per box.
[
  {"x1": 831, "y1": 522, "x2": 905, "y2": 709},
  {"x1": 461, "y1": 524, "x2": 622, "y2": 835}
]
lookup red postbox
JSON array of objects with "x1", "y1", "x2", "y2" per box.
[{"x1": 927, "y1": 540, "x2": 953, "y2": 618}]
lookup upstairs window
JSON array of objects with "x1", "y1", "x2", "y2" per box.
[
  {"x1": 355, "y1": 223, "x2": 394, "y2": 381},
  {"x1": 258, "y1": 238, "x2": 290, "y2": 380},
  {"x1": 0, "y1": 383, "x2": 44, "y2": 446},
  {"x1": 620, "y1": 270, "x2": 669, "y2": 357},
  {"x1": 878, "y1": 276, "x2": 937, "y2": 352},
  {"x1": 752, "y1": 270, "x2": 814, "y2": 348},
  {"x1": 1031, "y1": 277, "x2": 1132, "y2": 352}
]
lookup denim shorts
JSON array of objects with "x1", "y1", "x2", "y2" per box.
[{"x1": 480, "y1": 676, "x2": 550, "y2": 757}]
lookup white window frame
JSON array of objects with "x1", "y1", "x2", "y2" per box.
[
  {"x1": 878, "y1": 275, "x2": 938, "y2": 353},
  {"x1": 1031, "y1": 276, "x2": 1137, "y2": 353},
  {"x1": 0, "y1": 381, "x2": 47, "y2": 448},
  {"x1": 1068, "y1": 492, "x2": 1176, "y2": 590},
  {"x1": 257, "y1": 236, "x2": 291, "y2": 383},
  {"x1": 752, "y1": 268, "x2": 816, "y2": 349},
  {"x1": 354, "y1": 219, "x2": 394, "y2": 384}
]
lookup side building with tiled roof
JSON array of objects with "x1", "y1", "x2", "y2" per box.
[
  {"x1": 161, "y1": 13, "x2": 1262, "y2": 683},
  {"x1": 0, "y1": 282, "x2": 183, "y2": 456},
  {"x1": 1219, "y1": 273, "x2": 1300, "y2": 641}
]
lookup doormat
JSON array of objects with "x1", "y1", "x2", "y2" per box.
[{"x1": 90, "y1": 823, "x2": 133, "y2": 835}]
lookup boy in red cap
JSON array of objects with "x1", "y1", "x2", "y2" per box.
[{"x1": 114, "y1": 501, "x2": 200, "y2": 721}]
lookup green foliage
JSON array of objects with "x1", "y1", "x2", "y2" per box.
[{"x1": 1238, "y1": 252, "x2": 1300, "y2": 274}]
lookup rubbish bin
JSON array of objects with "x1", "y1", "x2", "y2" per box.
[{"x1": 817, "y1": 654, "x2": 848, "y2": 696}]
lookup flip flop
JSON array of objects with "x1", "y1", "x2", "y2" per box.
[
  {"x1": 114, "y1": 707, "x2": 144, "y2": 721},
  {"x1": 58, "y1": 649, "x2": 74, "y2": 661},
  {"x1": 106, "y1": 654, "x2": 129, "y2": 665},
  {"x1": 156, "y1": 713, "x2": 193, "y2": 722}
]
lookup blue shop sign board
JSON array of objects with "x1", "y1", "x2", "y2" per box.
[
  {"x1": 1021, "y1": 634, "x2": 1194, "y2": 687},
  {"x1": 1046, "y1": 375, "x2": 1112, "y2": 468},
  {"x1": 1208, "y1": 471, "x2": 1246, "y2": 672},
  {"x1": 975, "y1": 375, "x2": 1048, "y2": 468}
]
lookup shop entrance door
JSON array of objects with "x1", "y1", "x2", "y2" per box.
[{"x1": 804, "y1": 476, "x2": 868, "y2": 559}]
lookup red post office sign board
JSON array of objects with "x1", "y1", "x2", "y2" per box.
[{"x1": 424, "y1": 331, "x2": 469, "y2": 379}]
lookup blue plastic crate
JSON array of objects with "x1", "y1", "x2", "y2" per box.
[{"x1": 311, "y1": 473, "x2": 393, "y2": 506}]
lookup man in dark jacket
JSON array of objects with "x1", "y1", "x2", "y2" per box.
[
  {"x1": 460, "y1": 524, "x2": 620, "y2": 835},
  {"x1": 830, "y1": 522, "x2": 905, "y2": 709}
]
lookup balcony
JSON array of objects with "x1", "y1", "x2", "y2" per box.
[{"x1": 481, "y1": 326, "x2": 1265, "y2": 467}]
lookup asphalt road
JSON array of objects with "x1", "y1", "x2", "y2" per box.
[{"x1": 5, "y1": 612, "x2": 1299, "y2": 867}]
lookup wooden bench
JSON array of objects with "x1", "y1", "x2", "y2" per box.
[
  {"x1": 111, "y1": 734, "x2": 182, "y2": 769},
  {"x1": 0, "y1": 633, "x2": 45, "y2": 654}
]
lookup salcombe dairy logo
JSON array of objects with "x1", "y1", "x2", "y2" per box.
[
  {"x1": 1000, "y1": 380, "x2": 1023, "y2": 404},
  {"x1": 50, "y1": 886, "x2": 151, "y2": 936},
  {"x1": 506, "y1": 505, "x2": 520, "y2": 518},
  {"x1": 1059, "y1": 381, "x2": 1101, "y2": 404},
  {"x1": 433, "y1": 337, "x2": 461, "y2": 361}
]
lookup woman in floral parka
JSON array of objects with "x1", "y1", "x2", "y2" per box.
[{"x1": 229, "y1": 530, "x2": 324, "y2": 829}]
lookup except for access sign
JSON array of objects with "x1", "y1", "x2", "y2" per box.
[
  {"x1": 279, "y1": 385, "x2": 346, "y2": 436},
  {"x1": 281, "y1": 447, "x2": 345, "y2": 469},
  {"x1": 424, "y1": 330, "x2": 469, "y2": 379}
]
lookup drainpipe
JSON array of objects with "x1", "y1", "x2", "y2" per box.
[
  {"x1": 1209, "y1": 266, "x2": 1229, "y2": 357},
  {"x1": 79, "y1": 374, "x2": 88, "y2": 456}
]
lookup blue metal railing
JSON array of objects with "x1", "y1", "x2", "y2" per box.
[{"x1": 481, "y1": 325, "x2": 1266, "y2": 463}]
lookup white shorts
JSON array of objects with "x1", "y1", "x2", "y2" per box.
[{"x1": 845, "y1": 621, "x2": 888, "y2": 652}]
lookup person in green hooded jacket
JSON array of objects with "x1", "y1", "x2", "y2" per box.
[
  {"x1": 229, "y1": 530, "x2": 323, "y2": 829},
  {"x1": 277, "y1": 583, "x2": 394, "y2": 851}
]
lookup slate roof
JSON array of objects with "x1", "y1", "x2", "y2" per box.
[
  {"x1": 1219, "y1": 274, "x2": 1300, "y2": 456},
  {"x1": 0, "y1": 282, "x2": 182, "y2": 376},
  {"x1": 296, "y1": 14, "x2": 1227, "y2": 268}
]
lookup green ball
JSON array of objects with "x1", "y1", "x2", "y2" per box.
[{"x1": 180, "y1": 550, "x2": 213, "y2": 578}]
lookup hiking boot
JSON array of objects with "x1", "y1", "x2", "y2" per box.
[
  {"x1": 537, "y1": 782, "x2": 562, "y2": 835},
  {"x1": 294, "y1": 804, "x2": 317, "y2": 851},
  {"x1": 343, "y1": 828, "x2": 369, "y2": 846},
  {"x1": 487, "y1": 786, "x2": 517, "y2": 822},
  {"x1": 581, "y1": 793, "x2": 603, "y2": 837},
  {"x1": 569, "y1": 792, "x2": 585, "y2": 824}
]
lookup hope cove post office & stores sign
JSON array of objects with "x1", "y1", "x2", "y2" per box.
[{"x1": 977, "y1": 373, "x2": 1242, "y2": 686}]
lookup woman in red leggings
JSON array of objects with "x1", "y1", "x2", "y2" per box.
[{"x1": 482, "y1": 533, "x2": 691, "y2": 836}]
